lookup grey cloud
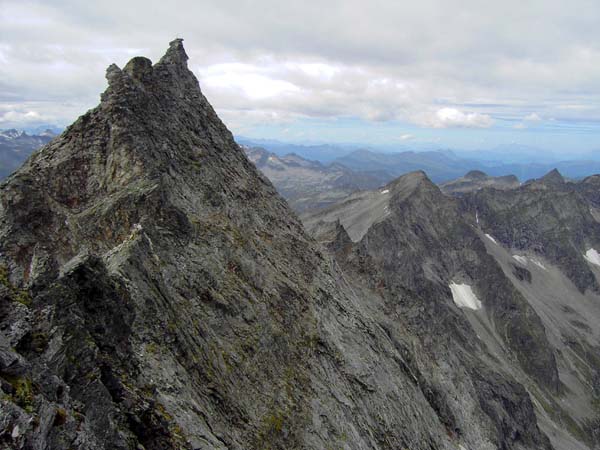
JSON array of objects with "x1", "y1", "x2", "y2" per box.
[{"x1": 1, "y1": 0, "x2": 600, "y2": 131}]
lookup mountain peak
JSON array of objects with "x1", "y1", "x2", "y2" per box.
[
  {"x1": 387, "y1": 170, "x2": 432, "y2": 193},
  {"x1": 26, "y1": 39, "x2": 235, "y2": 211},
  {"x1": 158, "y1": 38, "x2": 188, "y2": 66},
  {"x1": 540, "y1": 168, "x2": 564, "y2": 184},
  {"x1": 123, "y1": 56, "x2": 153, "y2": 81},
  {"x1": 464, "y1": 169, "x2": 488, "y2": 180},
  {"x1": 582, "y1": 174, "x2": 600, "y2": 186},
  {"x1": 1, "y1": 38, "x2": 576, "y2": 450},
  {"x1": 0, "y1": 129, "x2": 25, "y2": 139},
  {"x1": 104, "y1": 38, "x2": 195, "y2": 98}
]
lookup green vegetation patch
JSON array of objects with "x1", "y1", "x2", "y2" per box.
[
  {"x1": 4, "y1": 375, "x2": 35, "y2": 413},
  {"x1": 0, "y1": 264, "x2": 32, "y2": 306}
]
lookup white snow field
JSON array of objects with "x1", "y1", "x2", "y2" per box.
[
  {"x1": 449, "y1": 283, "x2": 482, "y2": 310},
  {"x1": 584, "y1": 248, "x2": 600, "y2": 266}
]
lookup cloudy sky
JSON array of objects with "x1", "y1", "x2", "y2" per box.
[{"x1": 2, "y1": 0, "x2": 600, "y2": 153}]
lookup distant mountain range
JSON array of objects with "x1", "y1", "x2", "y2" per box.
[
  {"x1": 334, "y1": 148, "x2": 467, "y2": 182},
  {"x1": 0, "y1": 128, "x2": 58, "y2": 178},
  {"x1": 245, "y1": 145, "x2": 600, "y2": 212},
  {"x1": 236, "y1": 137, "x2": 353, "y2": 162},
  {"x1": 4, "y1": 132, "x2": 600, "y2": 188},
  {"x1": 336, "y1": 148, "x2": 600, "y2": 183},
  {"x1": 241, "y1": 138, "x2": 600, "y2": 183},
  {"x1": 243, "y1": 146, "x2": 389, "y2": 211}
]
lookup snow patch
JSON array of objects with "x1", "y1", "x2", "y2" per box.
[
  {"x1": 584, "y1": 248, "x2": 600, "y2": 266},
  {"x1": 512, "y1": 254, "x2": 547, "y2": 270},
  {"x1": 380, "y1": 189, "x2": 389, "y2": 194},
  {"x1": 512, "y1": 255, "x2": 528, "y2": 265},
  {"x1": 530, "y1": 258, "x2": 547, "y2": 270},
  {"x1": 484, "y1": 233, "x2": 498, "y2": 244},
  {"x1": 449, "y1": 283, "x2": 482, "y2": 310}
]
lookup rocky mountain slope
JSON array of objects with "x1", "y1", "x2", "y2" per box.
[
  {"x1": 304, "y1": 170, "x2": 600, "y2": 450},
  {"x1": 440, "y1": 170, "x2": 520, "y2": 195},
  {"x1": 0, "y1": 129, "x2": 57, "y2": 179},
  {"x1": 244, "y1": 146, "x2": 389, "y2": 211},
  {"x1": 0, "y1": 40, "x2": 596, "y2": 450}
]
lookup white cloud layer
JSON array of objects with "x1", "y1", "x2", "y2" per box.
[
  {"x1": 1, "y1": 0, "x2": 600, "y2": 132},
  {"x1": 525, "y1": 113, "x2": 542, "y2": 122},
  {"x1": 0, "y1": 110, "x2": 41, "y2": 123},
  {"x1": 423, "y1": 108, "x2": 494, "y2": 129}
]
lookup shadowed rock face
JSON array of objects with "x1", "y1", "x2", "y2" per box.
[
  {"x1": 305, "y1": 172, "x2": 560, "y2": 393},
  {"x1": 456, "y1": 171, "x2": 600, "y2": 449},
  {"x1": 0, "y1": 40, "x2": 574, "y2": 450},
  {"x1": 460, "y1": 169, "x2": 600, "y2": 293},
  {"x1": 305, "y1": 169, "x2": 600, "y2": 449}
]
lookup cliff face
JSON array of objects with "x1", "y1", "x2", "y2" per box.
[
  {"x1": 460, "y1": 171, "x2": 600, "y2": 293},
  {"x1": 0, "y1": 40, "x2": 591, "y2": 450},
  {"x1": 305, "y1": 169, "x2": 600, "y2": 450}
]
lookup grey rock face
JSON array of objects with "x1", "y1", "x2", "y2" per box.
[
  {"x1": 460, "y1": 169, "x2": 600, "y2": 293},
  {"x1": 305, "y1": 170, "x2": 600, "y2": 449},
  {"x1": 457, "y1": 171, "x2": 600, "y2": 449},
  {"x1": 307, "y1": 172, "x2": 559, "y2": 390}
]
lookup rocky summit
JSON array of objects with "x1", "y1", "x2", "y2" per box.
[{"x1": 0, "y1": 40, "x2": 599, "y2": 450}]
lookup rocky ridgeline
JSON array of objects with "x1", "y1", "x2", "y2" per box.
[
  {"x1": 0, "y1": 40, "x2": 598, "y2": 450},
  {"x1": 304, "y1": 168, "x2": 600, "y2": 450}
]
